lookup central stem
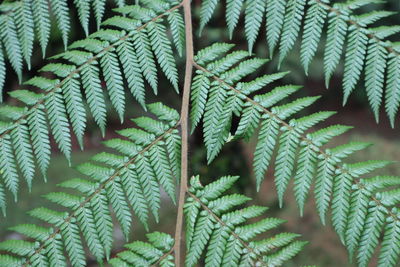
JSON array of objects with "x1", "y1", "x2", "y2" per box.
[{"x1": 174, "y1": 0, "x2": 194, "y2": 265}]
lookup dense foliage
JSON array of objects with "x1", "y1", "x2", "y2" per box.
[{"x1": 0, "y1": 0, "x2": 399, "y2": 266}]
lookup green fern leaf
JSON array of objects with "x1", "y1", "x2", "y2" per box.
[
  {"x1": 121, "y1": 168, "x2": 150, "y2": 230},
  {"x1": 100, "y1": 50, "x2": 126, "y2": 122},
  {"x1": 208, "y1": 50, "x2": 248, "y2": 74},
  {"x1": 0, "y1": 44, "x2": 4, "y2": 101},
  {"x1": 226, "y1": 0, "x2": 244, "y2": 39},
  {"x1": 300, "y1": 1, "x2": 328, "y2": 74},
  {"x1": 199, "y1": 0, "x2": 218, "y2": 35},
  {"x1": 294, "y1": 142, "x2": 317, "y2": 216},
  {"x1": 245, "y1": 0, "x2": 266, "y2": 52},
  {"x1": 49, "y1": 0, "x2": 70, "y2": 49},
  {"x1": 81, "y1": 63, "x2": 107, "y2": 135},
  {"x1": 0, "y1": 184, "x2": 5, "y2": 216},
  {"x1": 31, "y1": 0, "x2": 51, "y2": 56},
  {"x1": 45, "y1": 92, "x2": 72, "y2": 162},
  {"x1": 92, "y1": 0, "x2": 106, "y2": 30},
  {"x1": 0, "y1": 240, "x2": 35, "y2": 257},
  {"x1": 235, "y1": 104, "x2": 261, "y2": 140},
  {"x1": 43, "y1": 234, "x2": 66, "y2": 267},
  {"x1": 110, "y1": 232, "x2": 174, "y2": 266},
  {"x1": 185, "y1": 175, "x2": 306, "y2": 267},
  {"x1": 195, "y1": 43, "x2": 235, "y2": 65},
  {"x1": 377, "y1": 211, "x2": 400, "y2": 266},
  {"x1": 11, "y1": 124, "x2": 35, "y2": 189},
  {"x1": 315, "y1": 156, "x2": 335, "y2": 225},
  {"x1": 365, "y1": 39, "x2": 386, "y2": 122},
  {"x1": 0, "y1": 14, "x2": 22, "y2": 81},
  {"x1": 253, "y1": 115, "x2": 279, "y2": 190},
  {"x1": 203, "y1": 83, "x2": 228, "y2": 163},
  {"x1": 117, "y1": 40, "x2": 146, "y2": 108},
  {"x1": 385, "y1": 54, "x2": 400, "y2": 127},
  {"x1": 345, "y1": 184, "x2": 372, "y2": 259},
  {"x1": 266, "y1": 0, "x2": 286, "y2": 55},
  {"x1": 15, "y1": 0, "x2": 34, "y2": 69},
  {"x1": 132, "y1": 30, "x2": 159, "y2": 94},
  {"x1": 76, "y1": 205, "x2": 105, "y2": 261},
  {"x1": 278, "y1": 0, "x2": 306, "y2": 66},
  {"x1": 274, "y1": 128, "x2": 300, "y2": 207},
  {"x1": 0, "y1": 137, "x2": 19, "y2": 199},
  {"x1": 147, "y1": 21, "x2": 179, "y2": 92},
  {"x1": 190, "y1": 74, "x2": 211, "y2": 132},
  {"x1": 167, "y1": 9, "x2": 185, "y2": 56},
  {"x1": 149, "y1": 144, "x2": 176, "y2": 203},
  {"x1": 74, "y1": 0, "x2": 90, "y2": 36},
  {"x1": 136, "y1": 153, "x2": 161, "y2": 222},
  {"x1": 353, "y1": 10, "x2": 396, "y2": 27},
  {"x1": 324, "y1": 11, "x2": 348, "y2": 87},
  {"x1": 165, "y1": 129, "x2": 181, "y2": 182},
  {"x1": 60, "y1": 220, "x2": 86, "y2": 267},
  {"x1": 105, "y1": 176, "x2": 132, "y2": 239},
  {"x1": 342, "y1": 26, "x2": 368, "y2": 104},
  {"x1": 265, "y1": 241, "x2": 307, "y2": 266},
  {"x1": 90, "y1": 192, "x2": 114, "y2": 258},
  {"x1": 357, "y1": 203, "x2": 386, "y2": 267},
  {"x1": 62, "y1": 76, "x2": 87, "y2": 149}
]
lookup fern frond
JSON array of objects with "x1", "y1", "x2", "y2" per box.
[
  {"x1": 0, "y1": 0, "x2": 130, "y2": 97},
  {"x1": 199, "y1": 0, "x2": 219, "y2": 34},
  {"x1": 0, "y1": 1, "x2": 183, "y2": 210},
  {"x1": 0, "y1": 13, "x2": 23, "y2": 81},
  {"x1": 300, "y1": 0, "x2": 328, "y2": 74},
  {"x1": 147, "y1": 20, "x2": 180, "y2": 92},
  {"x1": 184, "y1": 175, "x2": 306, "y2": 266},
  {"x1": 15, "y1": 0, "x2": 34, "y2": 70},
  {"x1": 0, "y1": 103, "x2": 181, "y2": 265},
  {"x1": 198, "y1": 0, "x2": 400, "y2": 124},
  {"x1": 244, "y1": 0, "x2": 266, "y2": 53},
  {"x1": 168, "y1": 8, "x2": 185, "y2": 57},
  {"x1": 109, "y1": 232, "x2": 174, "y2": 266},
  {"x1": 324, "y1": 8, "x2": 348, "y2": 87},
  {"x1": 342, "y1": 26, "x2": 368, "y2": 105},
  {"x1": 48, "y1": 0, "x2": 70, "y2": 49},
  {"x1": 278, "y1": 0, "x2": 306, "y2": 66},
  {"x1": 192, "y1": 44, "x2": 400, "y2": 266}
]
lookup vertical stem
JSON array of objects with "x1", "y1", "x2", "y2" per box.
[{"x1": 174, "y1": 0, "x2": 194, "y2": 266}]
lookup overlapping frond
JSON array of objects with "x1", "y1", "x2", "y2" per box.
[
  {"x1": 0, "y1": 103, "x2": 181, "y2": 266},
  {"x1": 185, "y1": 175, "x2": 306, "y2": 267},
  {"x1": 198, "y1": 0, "x2": 400, "y2": 125},
  {"x1": 109, "y1": 175, "x2": 307, "y2": 267},
  {"x1": 0, "y1": 0, "x2": 130, "y2": 99},
  {"x1": 109, "y1": 232, "x2": 175, "y2": 267},
  {"x1": 0, "y1": 0, "x2": 183, "y2": 210},
  {"x1": 191, "y1": 43, "x2": 400, "y2": 266}
]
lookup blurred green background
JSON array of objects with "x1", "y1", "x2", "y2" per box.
[{"x1": 1, "y1": 0, "x2": 400, "y2": 266}]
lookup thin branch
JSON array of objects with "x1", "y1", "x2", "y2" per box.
[
  {"x1": 22, "y1": 124, "x2": 180, "y2": 266},
  {"x1": 187, "y1": 191, "x2": 268, "y2": 266},
  {"x1": 0, "y1": 2, "x2": 183, "y2": 141},
  {"x1": 174, "y1": 0, "x2": 194, "y2": 265},
  {"x1": 193, "y1": 61, "x2": 399, "y2": 222}
]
